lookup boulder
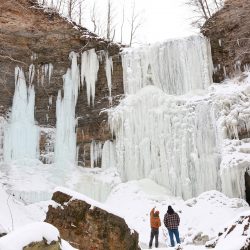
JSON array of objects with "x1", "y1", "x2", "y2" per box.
[{"x1": 45, "y1": 187, "x2": 140, "y2": 250}]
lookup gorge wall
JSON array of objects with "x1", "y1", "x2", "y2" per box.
[
  {"x1": 202, "y1": 0, "x2": 250, "y2": 82},
  {"x1": 0, "y1": 0, "x2": 124, "y2": 166}
]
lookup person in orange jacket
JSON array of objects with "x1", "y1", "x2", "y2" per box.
[{"x1": 149, "y1": 206, "x2": 161, "y2": 249}]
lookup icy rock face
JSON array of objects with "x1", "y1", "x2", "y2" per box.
[
  {"x1": 4, "y1": 68, "x2": 40, "y2": 162},
  {"x1": 122, "y1": 35, "x2": 213, "y2": 95},
  {"x1": 108, "y1": 86, "x2": 220, "y2": 199},
  {"x1": 55, "y1": 52, "x2": 80, "y2": 167}
]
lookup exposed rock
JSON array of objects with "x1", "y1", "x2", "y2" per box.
[
  {"x1": 45, "y1": 189, "x2": 140, "y2": 250},
  {"x1": 193, "y1": 232, "x2": 209, "y2": 245},
  {"x1": 205, "y1": 213, "x2": 250, "y2": 249},
  {"x1": 0, "y1": 0, "x2": 124, "y2": 165},
  {"x1": 202, "y1": 0, "x2": 250, "y2": 82},
  {"x1": 24, "y1": 238, "x2": 60, "y2": 250}
]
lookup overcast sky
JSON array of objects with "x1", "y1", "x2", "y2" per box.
[{"x1": 83, "y1": 0, "x2": 198, "y2": 45}]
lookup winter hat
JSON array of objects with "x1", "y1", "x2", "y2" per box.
[{"x1": 167, "y1": 205, "x2": 174, "y2": 214}]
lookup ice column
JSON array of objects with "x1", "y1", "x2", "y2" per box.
[
  {"x1": 108, "y1": 86, "x2": 221, "y2": 199},
  {"x1": 101, "y1": 140, "x2": 116, "y2": 169},
  {"x1": 90, "y1": 140, "x2": 103, "y2": 168},
  {"x1": 54, "y1": 52, "x2": 80, "y2": 167},
  {"x1": 105, "y1": 53, "x2": 113, "y2": 105},
  {"x1": 122, "y1": 35, "x2": 213, "y2": 95},
  {"x1": 81, "y1": 49, "x2": 99, "y2": 106},
  {"x1": 4, "y1": 67, "x2": 40, "y2": 162}
]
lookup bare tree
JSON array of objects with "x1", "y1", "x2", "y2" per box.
[
  {"x1": 91, "y1": 3, "x2": 97, "y2": 33},
  {"x1": 128, "y1": 0, "x2": 142, "y2": 46},
  {"x1": 186, "y1": 0, "x2": 224, "y2": 27},
  {"x1": 120, "y1": 0, "x2": 125, "y2": 44},
  {"x1": 106, "y1": 0, "x2": 116, "y2": 41}
]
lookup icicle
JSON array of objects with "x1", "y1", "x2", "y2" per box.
[
  {"x1": 90, "y1": 140, "x2": 103, "y2": 168},
  {"x1": 101, "y1": 140, "x2": 116, "y2": 169},
  {"x1": 29, "y1": 64, "x2": 35, "y2": 85},
  {"x1": 121, "y1": 35, "x2": 213, "y2": 95},
  {"x1": 105, "y1": 53, "x2": 113, "y2": 105},
  {"x1": 81, "y1": 49, "x2": 99, "y2": 106},
  {"x1": 48, "y1": 63, "x2": 53, "y2": 84},
  {"x1": 49, "y1": 95, "x2": 53, "y2": 106},
  {"x1": 4, "y1": 67, "x2": 40, "y2": 161},
  {"x1": 54, "y1": 52, "x2": 80, "y2": 167}
]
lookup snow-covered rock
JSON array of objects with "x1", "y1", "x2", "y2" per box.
[
  {"x1": 206, "y1": 211, "x2": 250, "y2": 250},
  {"x1": 0, "y1": 222, "x2": 60, "y2": 250}
]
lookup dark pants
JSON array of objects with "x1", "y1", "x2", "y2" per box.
[
  {"x1": 149, "y1": 228, "x2": 159, "y2": 248},
  {"x1": 168, "y1": 228, "x2": 180, "y2": 247}
]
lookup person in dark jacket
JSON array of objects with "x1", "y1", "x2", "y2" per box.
[
  {"x1": 149, "y1": 207, "x2": 161, "y2": 249},
  {"x1": 164, "y1": 205, "x2": 180, "y2": 247}
]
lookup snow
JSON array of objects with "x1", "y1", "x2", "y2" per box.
[
  {"x1": 104, "y1": 179, "x2": 249, "y2": 248},
  {"x1": 0, "y1": 222, "x2": 59, "y2": 250}
]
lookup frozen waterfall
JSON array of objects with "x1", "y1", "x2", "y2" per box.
[
  {"x1": 105, "y1": 35, "x2": 221, "y2": 199},
  {"x1": 122, "y1": 35, "x2": 213, "y2": 95},
  {"x1": 108, "y1": 86, "x2": 221, "y2": 199},
  {"x1": 4, "y1": 67, "x2": 40, "y2": 162},
  {"x1": 54, "y1": 52, "x2": 80, "y2": 167}
]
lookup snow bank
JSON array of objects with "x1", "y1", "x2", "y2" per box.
[{"x1": 0, "y1": 222, "x2": 59, "y2": 250}]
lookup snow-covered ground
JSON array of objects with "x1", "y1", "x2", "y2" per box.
[{"x1": 0, "y1": 173, "x2": 249, "y2": 249}]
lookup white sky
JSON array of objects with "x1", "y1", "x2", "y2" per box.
[
  {"x1": 83, "y1": 0, "x2": 198, "y2": 45},
  {"x1": 43, "y1": 0, "x2": 198, "y2": 44}
]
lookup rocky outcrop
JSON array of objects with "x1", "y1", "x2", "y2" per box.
[
  {"x1": 202, "y1": 0, "x2": 250, "y2": 82},
  {"x1": 45, "y1": 189, "x2": 140, "y2": 250},
  {"x1": 0, "y1": 0, "x2": 124, "y2": 165},
  {"x1": 205, "y1": 213, "x2": 250, "y2": 249},
  {"x1": 24, "y1": 239, "x2": 60, "y2": 250}
]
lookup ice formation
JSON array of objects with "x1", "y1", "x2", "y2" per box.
[
  {"x1": 28, "y1": 64, "x2": 35, "y2": 84},
  {"x1": 4, "y1": 68, "x2": 40, "y2": 162},
  {"x1": 105, "y1": 53, "x2": 113, "y2": 105},
  {"x1": 108, "y1": 86, "x2": 221, "y2": 199},
  {"x1": 54, "y1": 52, "x2": 79, "y2": 167},
  {"x1": 122, "y1": 35, "x2": 213, "y2": 95},
  {"x1": 90, "y1": 140, "x2": 102, "y2": 168},
  {"x1": 81, "y1": 49, "x2": 99, "y2": 106},
  {"x1": 101, "y1": 140, "x2": 117, "y2": 169}
]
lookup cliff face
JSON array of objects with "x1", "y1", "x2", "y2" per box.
[
  {"x1": 45, "y1": 190, "x2": 140, "y2": 250},
  {"x1": 202, "y1": 0, "x2": 250, "y2": 82},
  {"x1": 0, "y1": 0, "x2": 124, "y2": 165}
]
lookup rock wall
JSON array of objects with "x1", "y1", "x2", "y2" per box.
[
  {"x1": 45, "y1": 190, "x2": 140, "y2": 250},
  {"x1": 202, "y1": 0, "x2": 250, "y2": 82},
  {"x1": 0, "y1": 0, "x2": 124, "y2": 165}
]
